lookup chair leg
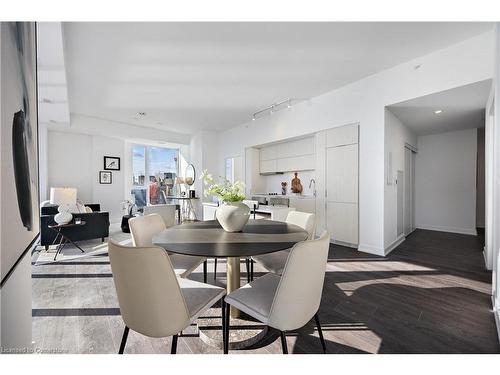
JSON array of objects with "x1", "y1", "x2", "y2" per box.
[
  {"x1": 118, "y1": 326, "x2": 129, "y2": 354},
  {"x1": 224, "y1": 298, "x2": 230, "y2": 354},
  {"x1": 280, "y1": 331, "x2": 288, "y2": 354},
  {"x1": 314, "y1": 313, "x2": 327, "y2": 353},
  {"x1": 214, "y1": 258, "x2": 218, "y2": 280},
  {"x1": 250, "y1": 258, "x2": 254, "y2": 281},
  {"x1": 203, "y1": 260, "x2": 207, "y2": 283},
  {"x1": 221, "y1": 298, "x2": 226, "y2": 352},
  {"x1": 171, "y1": 334, "x2": 178, "y2": 354}
]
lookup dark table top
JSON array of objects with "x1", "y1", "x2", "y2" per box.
[
  {"x1": 48, "y1": 221, "x2": 86, "y2": 229},
  {"x1": 152, "y1": 219, "x2": 308, "y2": 258}
]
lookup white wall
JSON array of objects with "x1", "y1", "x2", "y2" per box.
[
  {"x1": 48, "y1": 131, "x2": 93, "y2": 202},
  {"x1": 48, "y1": 130, "x2": 125, "y2": 222},
  {"x1": 216, "y1": 32, "x2": 493, "y2": 255},
  {"x1": 384, "y1": 109, "x2": 417, "y2": 250},
  {"x1": 491, "y1": 23, "x2": 500, "y2": 340},
  {"x1": 189, "y1": 130, "x2": 219, "y2": 218},
  {"x1": 0, "y1": 22, "x2": 33, "y2": 352},
  {"x1": 0, "y1": 251, "x2": 32, "y2": 351},
  {"x1": 91, "y1": 136, "x2": 125, "y2": 222},
  {"x1": 415, "y1": 128, "x2": 478, "y2": 235}
]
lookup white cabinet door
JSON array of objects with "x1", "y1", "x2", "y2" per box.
[
  {"x1": 277, "y1": 137, "x2": 315, "y2": 158},
  {"x1": 260, "y1": 159, "x2": 277, "y2": 174},
  {"x1": 326, "y1": 124, "x2": 358, "y2": 148},
  {"x1": 326, "y1": 202, "x2": 358, "y2": 244},
  {"x1": 260, "y1": 145, "x2": 277, "y2": 161},
  {"x1": 326, "y1": 144, "x2": 358, "y2": 203},
  {"x1": 276, "y1": 154, "x2": 315, "y2": 172},
  {"x1": 289, "y1": 197, "x2": 316, "y2": 214}
]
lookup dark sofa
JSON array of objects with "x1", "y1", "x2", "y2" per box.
[{"x1": 40, "y1": 204, "x2": 110, "y2": 249}]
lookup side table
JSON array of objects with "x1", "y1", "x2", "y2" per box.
[{"x1": 48, "y1": 221, "x2": 87, "y2": 261}]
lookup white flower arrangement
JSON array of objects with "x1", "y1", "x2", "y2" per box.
[{"x1": 200, "y1": 170, "x2": 246, "y2": 203}]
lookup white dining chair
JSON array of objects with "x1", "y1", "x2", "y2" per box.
[
  {"x1": 129, "y1": 214, "x2": 208, "y2": 282},
  {"x1": 108, "y1": 240, "x2": 226, "y2": 354},
  {"x1": 223, "y1": 230, "x2": 330, "y2": 354},
  {"x1": 143, "y1": 204, "x2": 178, "y2": 227},
  {"x1": 249, "y1": 211, "x2": 316, "y2": 280}
]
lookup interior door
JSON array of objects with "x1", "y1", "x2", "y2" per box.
[
  {"x1": 404, "y1": 147, "x2": 416, "y2": 235},
  {"x1": 397, "y1": 170, "x2": 404, "y2": 237}
]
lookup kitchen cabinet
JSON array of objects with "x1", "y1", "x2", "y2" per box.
[
  {"x1": 260, "y1": 159, "x2": 277, "y2": 174},
  {"x1": 326, "y1": 124, "x2": 358, "y2": 147},
  {"x1": 326, "y1": 144, "x2": 358, "y2": 203},
  {"x1": 326, "y1": 202, "x2": 358, "y2": 244},
  {"x1": 259, "y1": 136, "x2": 315, "y2": 174},
  {"x1": 260, "y1": 145, "x2": 278, "y2": 161},
  {"x1": 275, "y1": 154, "x2": 315, "y2": 172},
  {"x1": 289, "y1": 197, "x2": 316, "y2": 214},
  {"x1": 325, "y1": 124, "x2": 359, "y2": 247}
]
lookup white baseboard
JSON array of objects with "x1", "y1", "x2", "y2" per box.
[
  {"x1": 483, "y1": 247, "x2": 492, "y2": 270},
  {"x1": 415, "y1": 224, "x2": 477, "y2": 236},
  {"x1": 492, "y1": 296, "x2": 500, "y2": 344},
  {"x1": 331, "y1": 239, "x2": 358, "y2": 249},
  {"x1": 384, "y1": 235, "x2": 405, "y2": 256},
  {"x1": 357, "y1": 243, "x2": 385, "y2": 257}
]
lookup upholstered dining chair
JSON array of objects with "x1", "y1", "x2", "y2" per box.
[
  {"x1": 143, "y1": 204, "x2": 178, "y2": 227},
  {"x1": 108, "y1": 240, "x2": 226, "y2": 354},
  {"x1": 129, "y1": 214, "x2": 208, "y2": 282},
  {"x1": 223, "y1": 230, "x2": 330, "y2": 354},
  {"x1": 249, "y1": 211, "x2": 316, "y2": 280}
]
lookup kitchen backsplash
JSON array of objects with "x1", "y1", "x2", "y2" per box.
[{"x1": 262, "y1": 170, "x2": 316, "y2": 196}]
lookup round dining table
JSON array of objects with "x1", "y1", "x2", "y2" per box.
[{"x1": 152, "y1": 219, "x2": 309, "y2": 318}]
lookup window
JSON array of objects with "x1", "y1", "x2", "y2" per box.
[
  {"x1": 225, "y1": 157, "x2": 234, "y2": 183},
  {"x1": 131, "y1": 144, "x2": 179, "y2": 208}
]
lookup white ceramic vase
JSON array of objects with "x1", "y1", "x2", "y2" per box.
[
  {"x1": 54, "y1": 205, "x2": 73, "y2": 225},
  {"x1": 216, "y1": 201, "x2": 250, "y2": 232}
]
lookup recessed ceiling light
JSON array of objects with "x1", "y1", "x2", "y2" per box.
[{"x1": 434, "y1": 110, "x2": 443, "y2": 114}]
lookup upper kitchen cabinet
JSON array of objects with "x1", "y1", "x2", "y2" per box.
[
  {"x1": 326, "y1": 123, "x2": 358, "y2": 147},
  {"x1": 259, "y1": 136, "x2": 315, "y2": 174}
]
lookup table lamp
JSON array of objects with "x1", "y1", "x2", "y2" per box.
[{"x1": 50, "y1": 187, "x2": 77, "y2": 224}]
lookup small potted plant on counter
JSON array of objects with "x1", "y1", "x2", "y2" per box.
[{"x1": 200, "y1": 170, "x2": 249, "y2": 232}]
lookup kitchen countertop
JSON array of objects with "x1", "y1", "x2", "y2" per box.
[{"x1": 252, "y1": 193, "x2": 315, "y2": 199}]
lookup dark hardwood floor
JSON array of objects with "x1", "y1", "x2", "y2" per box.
[
  {"x1": 281, "y1": 228, "x2": 499, "y2": 354},
  {"x1": 32, "y1": 227, "x2": 499, "y2": 354}
]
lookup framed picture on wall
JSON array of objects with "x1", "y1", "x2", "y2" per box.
[
  {"x1": 104, "y1": 156, "x2": 120, "y2": 171},
  {"x1": 99, "y1": 171, "x2": 112, "y2": 184}
]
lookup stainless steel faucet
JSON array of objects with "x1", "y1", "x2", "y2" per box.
[{"x1": 309, "y1": 178, "x2": 316, "y2": 197}]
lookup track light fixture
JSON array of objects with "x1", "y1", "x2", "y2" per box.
[{"x1": 251, "y1": 98, "x2": 307, "y2": 121}]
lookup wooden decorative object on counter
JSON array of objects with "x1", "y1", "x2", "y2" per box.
[{"x1": 291, "y1": 172, "x2": 303, "y2": 194}]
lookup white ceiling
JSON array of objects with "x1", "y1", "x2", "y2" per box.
[
  {"x1": 388, "y1": 79, "x2": 491, "y2": 136},
  {"x1": 37, "y1": 22, "x2": 70, "y2": 126},
  {"x1": 61, "y1": 22, "x2": 493, "y2": 135}
]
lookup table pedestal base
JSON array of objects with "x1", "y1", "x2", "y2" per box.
[{"x1": 196, "y1": 306, "x2": 270, "y2": 350}]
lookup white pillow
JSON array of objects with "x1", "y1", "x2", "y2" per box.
[
  {"x1": 85, "y1": 206, "x2": 93, "y2": 213},
  {"x1": 68, "y1": 202, "x2": 86, "y2": 213}
]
